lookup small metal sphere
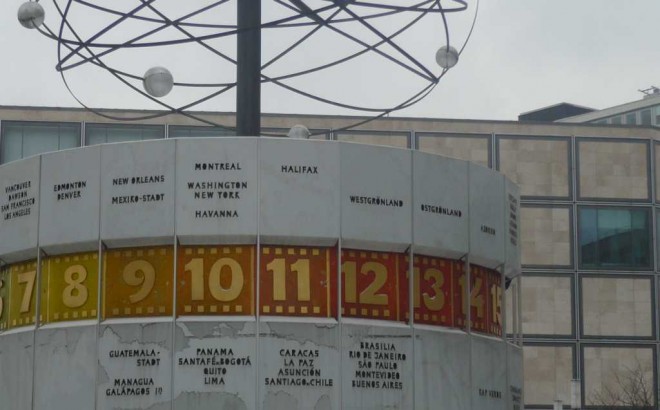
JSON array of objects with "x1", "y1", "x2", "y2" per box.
[
  {"x1": 143, "y1": 66, "x2": 174, "y2": 98},
  {"x1": 18, "y1": 2, "x2": 45, "y2": 29},
  {"x1": 287, "y1": 124, "x2": 311, "y2": 139},
  {"x1": 435, "y1": 45, "x2": 459, "y2": 69}
]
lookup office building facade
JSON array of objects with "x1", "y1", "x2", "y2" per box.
[{"x1": 0, "y1": 106, "x2": 658, "y2": 408}]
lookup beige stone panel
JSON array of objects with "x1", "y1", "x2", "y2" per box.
[
  {"x1": 337, "y1": 133, "x2": 409, "y2": 148},
  {"x1": 505, "y1": 277, "x2": 521, "y2": 336},
  {"x1": 524, "y1": 346, "x2": 574, "y2": 406},
  {"x1": 582, "y1": 277, "x2": 653, "y2": 337},
  {"x1": 499, "y1": 138, "x2": 570, "y2": 197},
  {"x1": 584, "y1": 347, "x2": 654, "y2": 406},
  {"x1": 521, "y1": 206, "x2": 571, "y2": 267},
  {"x1": 579, "y1": 140, "x2": 649, "y2": 199},
  {"x1": 522, "y1": 276, "x2": 572, "y2": 335},
  {"x1": 417, "y1": 135, "x2": 489, "y2": 167}
]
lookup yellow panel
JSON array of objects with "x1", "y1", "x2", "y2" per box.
[
  {"x1": 40, "y1": 252, "x2": 99, "y2": 324},
  {"x1": 103, "y1": 246, "x2": 173, "y2": 319},
  {"x1": 0, "y1": 266, "x2": 9, "y2": 331},
  {"x1": 8, "y1": 260, "x2": 38, "y2": 329}
]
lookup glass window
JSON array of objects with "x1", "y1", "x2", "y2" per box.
[
  {"x1": 169, "y1": 125, "x2": 235, "y2": 138},
  {"x1": 654, "y1": 106, "x2": 660, "y2": 126},
  {"x1": 578, "y1": 207, "x2": 651, "y2": 269},
  {"x1": 85, "y1": 123, "x2": 163, "y2": 146},
  {"x1": 611, "y1": 116, "x2": 622, "y2": 125},
  {"x1": 641, "y1": 109, "x2": 652, "y2": 126},
  {"x1": 1, "y1": 121, "x2": 80, "y2": 164},
  {"x1": 262, "y1": 127, "x2": 330, "y2": 140},
  {"x1": 625, "y1": 112, "x2": 637, "y2": 125}
]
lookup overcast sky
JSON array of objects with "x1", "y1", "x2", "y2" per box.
[{"x1": 2, "y1": 0, "x2": 660, "y2": 121}]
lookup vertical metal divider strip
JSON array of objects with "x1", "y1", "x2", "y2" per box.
[
  {"x1": 170, "y1": 140, "x2": 178, "y2": 409},
  {"x1": 337, "y1": 139, "x2": 343, "y2": 409},
  {"x1": 571, "y1": 135, "x2": 581, "y2": 389},
  {"x1": 30, "y1": 155, "x2": 42, "y2": 410},
  {"x1": 466, "y1": 163, "x2": 473, "y2": 410},
  {"x1": 408, "y1": 137, "x2": 415, "y2": 410},
  {"x1": 255, "y1": 137, "x2": 261, "y2": 410},
  {"x1": 95, "y1": 146, "x2": 104, "y2": 410}
]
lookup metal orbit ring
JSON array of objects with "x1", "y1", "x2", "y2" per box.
[{"x1": 18, "y1": 0, "x2": 478, "y2": 133}]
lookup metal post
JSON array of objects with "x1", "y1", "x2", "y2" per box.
[
  {"x1": 554, "y1": 399, "x2": 564, "y2": 410},
  {"x1": 236, "y1": 0, "x2": 261, "y2": 136},
  {"x1": 571, "y1": 379, "x2": 581, "y2": 409}
]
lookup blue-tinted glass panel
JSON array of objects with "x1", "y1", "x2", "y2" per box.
[
  {"x1": 579, "y1": 207, "x2": 651, "y2": 269},
  {"x1": 625, "y1": 112, "x2": 637, "y2": 125},
  {"x1": 610, "y1": 116, "x2": 622, "y2": 125},
  {"x1": 641, "y1": 110, "x2": 652, "y2": 126},
  {"x1": 169, "y1": 126, "x2": 235, "y2": 138},
  {"x1": 1, "y1": 122, "x2": 80, "y2": 164},
  {"x1": 84, "y1": 124, "x2": 163, "y2": 146}
]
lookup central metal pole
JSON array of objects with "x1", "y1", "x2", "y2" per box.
[{"x1": 237, "y1": 0, "x2": 261, "y2": 136}]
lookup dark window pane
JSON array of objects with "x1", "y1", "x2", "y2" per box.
[
  {"x1": 579, "y1": 207, "x2": 650, "y2": 269},
  {"x1": 641, "y1": 110, "x2": 652, "y2": 126},
  {"x1": 611, "y1": 116, "x2": 622, "y2": 125},
  {"x1": 625, "y1": 113, "x2": 637, "y2": 125}
]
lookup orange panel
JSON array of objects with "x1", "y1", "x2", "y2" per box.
[
  {"x1": 468, "y1": 265, "x2": 489, "y2": 333},
  {"x1": 8, "y1": 260, "x2": 38, "y2": 329},
  {"x1": 40, "y1": 252, "x2": 99, "y2": 324},
  {"x1": 260, "y1": 246, "x2": 337, "y2": 318},
  {"x1": 452, "y1": 261, "x2": 467, "y2": 330},
  {"x1": 341, "y1": 249, "x2": 407, "y2": 322},
  {"x1": 103, "y1": 246, "x2": 173, "y2": 319},
  {"x1": 486, "y1": 268, "x2": 503, "y2": 337},
  {"x1": 411, "y1": 255, "x2": 453, "y2": 327},
  {"x1": 177, "y1": 245, "x2": 255, "y2": 316}
]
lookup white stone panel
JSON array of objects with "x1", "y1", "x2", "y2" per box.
[
  {"x1": 101, "y1": 140, "x2": 175, "y2": 247},
  {"x1": 173, "y1": 320, "x2": 256, "y2": 409},
  {"x1": 469, "y1": 164, "x2": 505, "y2": 268},
  {"x1": 97, "y1": 322, "x2": 172, "y2": 410},
  {"x1": 176, "y1": 138, "x2": 258, "y2": 245},
  {"x1": 414, "y1": 329, "x2": 470, "y2": 410},
  {"x1": 341, "y1": 323, "x2": 413, "y2": 409},
  {"x1": 341, "y1": 143, "x2": 411, "y2": 252},
  {"x1": 508, "y1": 344, "x2": 523, "y2": 410},
  {"x1": 0, "y1": 156, "x2": 40, "y2": 262},
  {"x1": 0, "y1": 330, "x2": 34, "y2": 410},
  {"x1": 504, "y1": 178, "x2": 521, "y2": 278},
  {"x1": 39, "y1": 147, "x2": 101, "y2": 254},
  {"x1": 413, "y1": 151, "x2": 468, "y2": 259},
  {"x1": 34, "y1": 325, "x2": 96, "y2": 410},
  {"x1": 259, "y1": 321, "x2": 339, "y2": 410},
  {"x1": 471, "y1": 335, "x2": 507, "y2": 410},
  {"x1": 260, "y1": 139, "x2": 340, "y2": 246}
]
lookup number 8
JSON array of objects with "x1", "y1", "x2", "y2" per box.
[{"x1": 62, "y1": 265, "x2": 88, "y2": 308}]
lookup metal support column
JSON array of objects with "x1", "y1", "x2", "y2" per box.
[{"x1": 237, "y1": 1, "x2": 261, "y2": 136}]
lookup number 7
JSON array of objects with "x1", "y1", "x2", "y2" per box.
[{"x1": 18, "y1": 270, "x2": 36, "y2": 313}]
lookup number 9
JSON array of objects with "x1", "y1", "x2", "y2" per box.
[{"x1": 123, "y1": 260, "x2": 155, "y2": 303}]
